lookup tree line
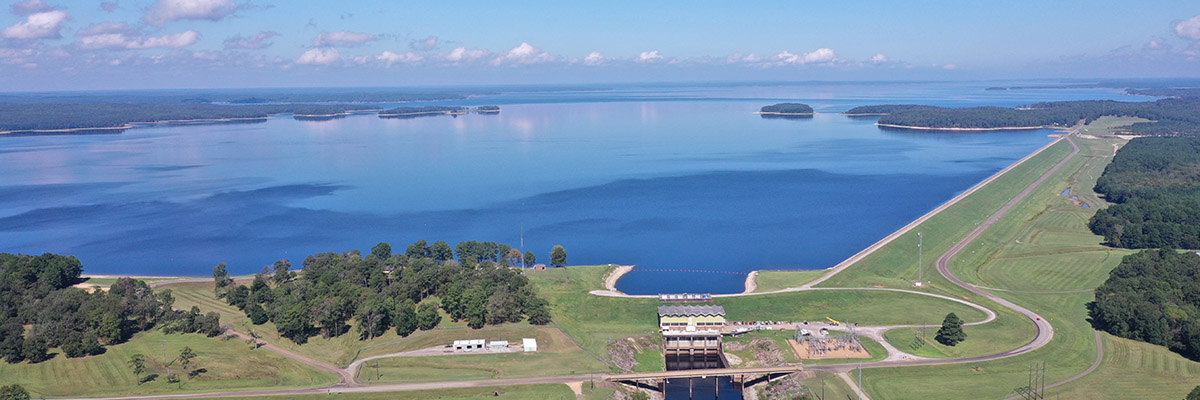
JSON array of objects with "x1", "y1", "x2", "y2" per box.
[
  {"x1": 848, "y1": 98, "x2": 1200, "y2": 135},
  {"x1": 0, "y1": 103, "x2": 380, "y2": 132},
  {"x1": 1089, "y1": 137, "x2": 1200, "y2": 249},
  {"x1": 1089, "y1": 249, "x2": 1200, "y2": 361},
  {"x1": 214, "y1": 241, "x2": 563, "y2": 344},
  {"x1": 0, "y1": 253, "x2": 219, "y2": 365}
]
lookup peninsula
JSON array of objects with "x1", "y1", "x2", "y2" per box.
[
  {"x1": 377, "y1": 106, "x2": 467, "y2": 117},
  {"x1": 0, "y1": 103, "x2": 381, "y2": 135},
  {"x1": 846, "y1": 98, "x2": 1200, "y2": 134}
]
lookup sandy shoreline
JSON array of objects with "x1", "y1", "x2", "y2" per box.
[{"x1": 876, "y1": 123, "x2": 1047, "y2": 131}]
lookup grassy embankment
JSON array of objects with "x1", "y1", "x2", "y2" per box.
[
  {"x1": 752, "y1": 269, "x2": 827, "y2": 292},
  {"x1": 759, "y1": 118, "x2": 1200, "y2": 398},
  {"x1": 218, "y1": 384, "x2": 585, "y2": 400},
  {"x1": 0, "y1": 330, "x2": 336, "y2": 398}
]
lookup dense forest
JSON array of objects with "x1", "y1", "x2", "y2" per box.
[
  {"x1": 1089, "y1": 249, "x2": 1200, "y2": 361},
  {"x1": 0, "y1": 253, "x2": 219, "y2": 364},
  {"x1": 851, "y1": 98, "x2": 1200, "y2": 135},
  {"x1": 759, "y1": 103, "x2": 813, "y2": 114},
  {"x1": 0, "y1": 103, "x2": 380, "y2": 132},
  {"x1": 1088, "y1": 137, "x2": 1200, "y2": 248},
  {"x1": 216, "y1": 240, "x2": 552, "y2": 344}
]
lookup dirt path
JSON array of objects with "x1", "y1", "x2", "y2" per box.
[
  {"x1": 601, "y1": 265, "x2": 634, "y2": 292},
  {"x1": 743, "y1": 271, "x2": 758, "y2": 293},
  {"x1": 839, "y1": 371, "x2": 870, "y2": 400}
]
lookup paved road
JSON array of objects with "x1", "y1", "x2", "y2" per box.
[{"x1": 82, "y1": 132, "x2": 1086, "y2": 399}]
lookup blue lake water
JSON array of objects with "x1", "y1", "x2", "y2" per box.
[{"x1": 0, "y1": 82, "x2": 1150, "y2": 294}]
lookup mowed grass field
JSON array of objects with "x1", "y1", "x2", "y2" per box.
[
  {"x1": 753, "y1": 269, "x2": 827, "y2": 292},
  {"x1": 823, "y1": 130, "x2": 1200, "y2": 399},
  {"x1": 0, "y1": 330, "x2": 336, "y2": 398},
  {"x1": 219, "y1": 384, "x2": 581, "y2": 400},
  {"x1": 715, "y1": 289, "x2": 987, "y2": 326}
]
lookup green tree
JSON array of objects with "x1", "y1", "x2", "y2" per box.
[
  {"x1": 524, "y1": 250, "x2": 536, "y2": 267},
  {"x1": 416, "y1": 302, "x2": 441, "y2": 330},
  {"x1": 212, "y1": 262, "x2": 232, "y2": 296},
  {"x1": 178, "y1": 347, "x2": 196, "y2": 379},
  {"x1": 21, "y1": 337, "x2": 48, "y2": 364},
  {"x1": 371, "y1": 242, "x2": 392, "y2": 260},
  {"x1": 0, "y1": 384, "x2": 30, "y2": 400},
  {"x1": 430, "y1": 241, "x2": 453, "y2": 262},
  {"x1": 128, "y1": 354, "x2": 147, "y2": 386},
  {"x1": 525, "y1": 298, "x2": 553, "y2": 325},
  {"x1": 406, "y1": 240, "x2": 431, "y2": 259},
  {"x1": 935, "y1": 312, "x2": 966, "y2": 346},
  {"x1": 550, "y1": 245, "x2": 567, "y2": 268},
  {"x1": 498, "y1": 244, "x2": 513, "y2": 266},
  {"x1": 272, "y1": 259, "x2": 292, "y2": 285},
  {"x1": 394, "y1": 299, "x2": 418, "y2": 337}
]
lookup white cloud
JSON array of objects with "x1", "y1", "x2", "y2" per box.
[
  {"x1": 224, "y1": 31, "x2": 278, "y2": 50},
  {"x1": 296, "y1": 47, "x2": 341, "y2": 65},
  {"x1": 870, "y1": 53, "x2": 889, "y2": 63},
  {"x1": 410, "y1": 35, "x2": 438, "y2": 51},
  {"x1": 10, "y1": 0, "x2": 53, "y2": 15},
  {"x1": 1, "y1": 10, "x2": 68, "y2": 39},
  {"x1": 76, "y1": 21, "x2": 135, "y2": 36},
  {"x1": 772, "y1": 48, "x2": 838, "y2": 65},
  {"x1": 1176, "y1": 16, "x2": 1200, "y2": 40},
  {"x1": 377, "y1": 50, "x2": 422, "y2": 67},
  {"x1": 490, "y1": 42, "x2": 557, "y2": 66},
  {"x1": 443, "y1": 46, "x2": 489, "y2": 62},
  {"x1": 144, "y1": 0, "x2": 240, "y2": 27},
  {"x1": 75, "y1": 29, "x2": 199, "y2": 50},
  {"x1": 583, "y1": 51, "x2": 605, "y2": 66},
  {"x1": 637, "y1": 50, "x2": 664, "y2": 63},
  {"x1": 313, "y1": 31, "x2": 377, "y2": 47}
]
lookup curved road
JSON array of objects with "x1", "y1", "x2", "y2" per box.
[{"x1": 80, "y1": 133, "x2": 1088, "y2": 399}]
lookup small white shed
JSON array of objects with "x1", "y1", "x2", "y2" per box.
[
  {"x1": 453, "y1": 339, "x2": 486, "y2": 351},
  {"x1": 522, "y1": 338, "x2": 537, "y2": 352},
  {"x1": 489, "y1": 340, "x2": 508, "y2": 350}
]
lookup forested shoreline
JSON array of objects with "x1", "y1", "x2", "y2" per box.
[
  {"x1": 759, "y1": 103, "x2": 813, "y2": 114},
  {"x1": 847, "y1": 98, "x2": 1200, "y2": 135},
  {"x1": 215, "y1": 241, "x2": 554, "y2": 345},
  {"x1": 0, "y1": 103, "x2": 380, "y2": 133},
  {"x1": 1089, "y1": 137, "x2": 1200, "y2": 249},
  {"x1": 0, "y1": 253, "x2": 219, "y2": 364}
]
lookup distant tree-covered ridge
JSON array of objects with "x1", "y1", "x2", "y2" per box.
[
  {"x1": 848, "y1": 98, "x2": 1200, "y2": 134},
  {"x1": 1089, "y1": 249, "x2": 1200, "y2": 361},
  {"x1": 0, "y1": 103, "x2": 380, "y2": 133},
  {"x1": 1089, "y1": 137, "x2": 1200, "y2": 249},
  {"x1": 758, "y1": 103, "x2": 814, "y2": 114},
  {"x1": 0, "y1": 253, "x2": 219, "y2": 364},
  {"x1": 217, "y1": 240, "x2": 553, "y2": 345},
  {"x1": 378, "y1": 106, "x2": 467, "y2": 116}
]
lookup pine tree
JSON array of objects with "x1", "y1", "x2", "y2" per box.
[{"x1": 935, "y1": 312, "x2": 966, "y2": 346}]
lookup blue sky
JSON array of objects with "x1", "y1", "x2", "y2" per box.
[{"x1": 1, "y1": 0, "x2": 1198, "y2": 90}]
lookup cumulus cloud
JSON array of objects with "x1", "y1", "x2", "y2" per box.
[
  {"x1": 144, "y1": 0, "x2": 241, "y2": 27},
  {"x1": 637, "y1": 50, "x2": 664, "y2": 62},
  {"x1": 296, "y1": 47, "x2": 341, "y2": 65},
  {"x1": 870, "y1": 53, "x2": 889, "y2": 63},
  {"x1": 490, "y1": 42, "x2": 557, "y2": 65},
  {"x1": 75, "y1": 29, "x2": 199, "y2": 50},
  {"x1": 224, "y1": 31, "x2": 278, "y2": 49},
  {"x1": 1, "y1": 10, "x2": 69, "y2": 39},
  {"x1": 1176, "y1": 16, "x2": 1200, "y2": 40},
  {"x1": 443, "y1": 46, "x2": 489, "y2": 62},
  {"x1": 409, "y1": 35, "x2": 438, "y2": 51},
  {"x1": 775, "y1": 47, "x2": 838, "y2": 65},
  {"x1": 378, "y1": 50, "x2": 422, "y2": 67},
  {"x1": 583, "y1": 51, "x2": 605, "y2": 66},
  {"x1": 312, "y1": 31, "x2": 376, "y2": 47},
  {"x1": 10, "y1": 0, "x2": 53, "y2": 15}
]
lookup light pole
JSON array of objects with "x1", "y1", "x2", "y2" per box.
[{"x1": 917, "y1": 232, "x2": 923, "y2": 287}]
